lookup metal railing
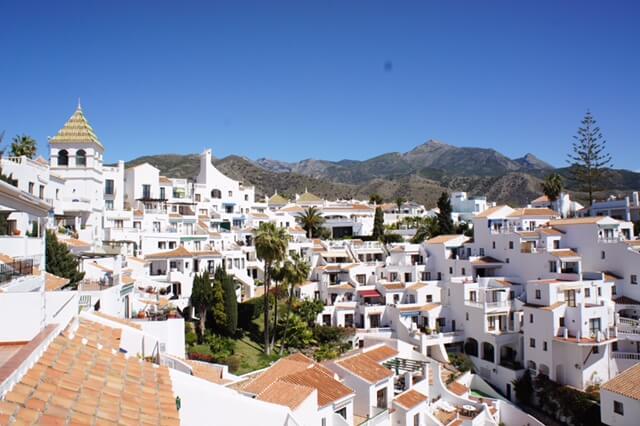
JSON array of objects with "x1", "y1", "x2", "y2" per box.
[
  {"x1": 612, "y1": 351, "x2": 640, "y2": 360},
  {"x1": 0, "y1": 258, "x2": 34, "y2": 283}
]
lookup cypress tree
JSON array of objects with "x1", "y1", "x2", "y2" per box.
[
  {"x1": 372, "y1": 207, "x2": 384, "y2": 240},
  {"x1": 219, "y1": 267, "x2": 238, "y2": 336},
  {"x1": 209, "y1": 268, "x2": 226, "y2": 331}
]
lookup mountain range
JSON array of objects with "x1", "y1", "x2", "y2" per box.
[{"x1": 122, "y1": 140, "x2": 640, "y2": 208}]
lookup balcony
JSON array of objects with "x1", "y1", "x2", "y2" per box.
[{"x1": 0, "y1": 258, "x2": 34, "y2": 284}]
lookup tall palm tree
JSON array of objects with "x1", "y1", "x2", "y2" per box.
[
  {"x1": 296, "y1": 206, "x2": 325, "y2": 238},
  {"x1": 255, "y1": 222, "x2": 290, "y2": 354},
  {"x1": 270, "y1": 263, "x2": 287, "y2": 348},
  {"x1": 395, "y1": 196, "x2": 405, "y2": 212},
  {"x1": 279, "y1": 252, "x2": 310, "y2": 354},
  {"x1": 541, "y1": 173, "x2": 563, "y2": 203}
]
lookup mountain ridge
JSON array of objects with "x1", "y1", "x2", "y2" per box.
[{"x1": 120, "y1": 140, "x2": 640, "y2": 208}]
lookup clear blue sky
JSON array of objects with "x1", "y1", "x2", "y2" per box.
[{"x1": 1, "y1": 1, "x2": 639, "y2": 169}]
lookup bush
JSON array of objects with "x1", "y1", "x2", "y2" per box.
[
  {"x1": 314, "y1": 344, "x2": 341, "y2": 361},
  {"x1": 225, "y1": 354, "x2": 242, "y2": 373},
  {"x1": 206, "y1": 334, "x2": 236, "y2": 361},
  {"x1": 448, "y1": 353, "x2": 474, "y2": 373},
  {"x1": 188, "y1": 352, "x2": 215, "y2": 363},
  {"x1": 185, "y1": 332, "x2": 197, "y2": 347}
]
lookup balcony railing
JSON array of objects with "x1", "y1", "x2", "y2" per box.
[
  {"x1": 0, "y1": 258, "x2": 34, "y2": 283},
  {"x1": 612, "y1": 351, "x2": 640, "y2": 360}
]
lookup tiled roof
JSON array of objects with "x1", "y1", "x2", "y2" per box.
[
  {"x1": 93, "y1": 312, "x2": 142, "y2": 330},
  {"x1": 268, "y1": 193, "x2": 289, "y2": 205},
  {"x1": 474, "y1": 205, "x2": 511, "y2": 218},
  {"x1": 279, "y1": 366, "x2": 353, "y2": 407},
  {"x1": 406, "y1": 283, "x2": 427, "y2": 290},
  {"x1": 550, "y1": 249, "x2": 580, "y2": 258},
  {"x1": 507, "y1": 208, "x2": 558, "y2": 218},
  {"x1": 62, "y1": 238, "x2": 91, "y2": 248},
  {"x1": 382, "y1": 283, "x2": 405, "y2": 290},
  {"x1": 297, "y1": 191, "x2": 323, "y2": 203},
  {"x1": 448, "y1": 381, "x2": 469, "y2": 396},
  {"x1": 70, "y1": 319, "x2": 124, "y2": 351},
  {"x1": 393, "y1": 389, "x2": 427, "y2": 410},
  {"x1": 398, "y1": 304, "x2": 439, "y2": 313},
  {"x1": 614, "y1": 296, "x2": 640, "y2": 306},
  {"x1": 240, "y1": 357, "x2": 313, "y2": 395},
  {"x1": 50, "y1": 104, "x2": 103, "y2": 148},
  {"x1": 256, "y1": 380, "x2": 314, "y2": 410},
  {"x1": 2, "y1": 325, "x2": 179, "y2": 426},
  {"x1": 548, "y1": 217, "x2": 607, "y2": 226},
  {"x1": 540, "y1": 301, "x2": 566, "y2": 311},
  {"x1": 185, "y1": 360, "x2": 229, "y2": 385},
  {"x1": 602, "y1": 362, "x2": 640, "y2": 400},
  {"x1": 44, "y1": 272, "x2": 70, "y2": 291},
  {"x1": 426, "y1": 234, "x2": 466, "y2": 244},
  {"x1": 532, "y1": 195, "x2": 550, "y2": 204},
  {"x1": 538, "y1": 227, "x2": 564, "y2": 236},
  {"x1": 336, "y1": 353, "x2": 393, "y2": 384},
  {"x1": 144, "y1": 246, "x2": 192, "y2": 260},
  {"x1": 191, "y1": 250, "x2": 222, "y2": 258},
  {"x1": 362, "y1": 346, "x2": 398, "y2": 363},
  {"x1": 604, "y1": 271, "x2": 623, "y2": 281}
]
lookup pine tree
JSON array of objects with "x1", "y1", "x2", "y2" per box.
[
  {"x1": 567, "y1": 111, "x2": 613, "y2": 205},
  {"x1": 372, "y1": 207, "x2": 384, "y2": 240},
  {"x1": 436, "y1": 192, "x2": 454, "y2": 235},
  {"x1": 45, "y1": 230, "x2": 85, "y2": 286}
]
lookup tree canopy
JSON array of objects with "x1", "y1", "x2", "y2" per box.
[
  {"x1": 372, "y1": 207, "x2": 384, "y2": 240},
  {"x1": 45, "y1": 230, "x2": 85, "y2": 287},
  {"x1": 436, "y1": 192, "x2": 454, "y2": 235},
  {"x1": 10, "y1": 134, "x2": 37, "y2": 159},
  {"x1": 296, "y1": 206, "x2": 325, "y2": 238}
]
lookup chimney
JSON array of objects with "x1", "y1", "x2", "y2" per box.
[{"x1": 633, "y1": 192, "x2": 639, "y2": 207}]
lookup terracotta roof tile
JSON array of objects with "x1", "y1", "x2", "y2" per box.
[
  {"x1": 362, "y1": 346, "x2": 398, "y2": 363},
  {"x1": 393, "y1": 389, "x2": 427, "y2": 410},
  {"x1": 336, "y1": 353, "x2": 393, "y2": 384},
  {"x1": 602, "y1": 362, "x2": 640, "y2": 400}
]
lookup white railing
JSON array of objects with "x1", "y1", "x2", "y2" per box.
[
  {"x1": 612, "y1": 352, "x2": 640, "y2": 360},
  {"x1": 620, "y1": 317, "x2": 639, "y2": 327}
]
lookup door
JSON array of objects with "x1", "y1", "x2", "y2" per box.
[
  {"x1": 506, "y1": 383, "x2": 512, "y2": 401},
  {"x1": 452, "y1": 320, "x2": 456, "y2": 332}
]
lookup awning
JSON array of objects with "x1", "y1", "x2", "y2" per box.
[{"x1": 358, "y1": 289, "x2": 382, "y2": 298}]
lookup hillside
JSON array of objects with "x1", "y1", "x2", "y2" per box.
[{"x1": 122, "y1": 140, "x2": 640, "y2": 208}]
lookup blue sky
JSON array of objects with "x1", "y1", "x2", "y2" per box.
[{"x1": 1, "y1": 1, "x2": 639, "y2": 169}]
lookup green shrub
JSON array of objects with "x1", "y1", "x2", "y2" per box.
[{"x1": 185, "y1": 332, "x2": 197, "y2": 346}]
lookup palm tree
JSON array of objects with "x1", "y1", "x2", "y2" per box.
[
  {"x1": 279, "y1": 252, "x2": 310, "y2": 354},
  {"x1": 270, "y1": 263, "x2": 287, "y2": 348},
  {"x1": 411, "y1": 216, "x2": 440, "y2": 243},
  {"x1": 255, "y1": 222, "x2": 290, "y2": 354},
  {"x1": 10, "y1": 134, "x2": 37, "y2": 159},
  {"x1": 395, "y1": 196, "x2": 405, "y2": 212},
  {"x1": 369, "y1": 194, "x2": 383, "y2": 205},
  {"x1": 296, "y1": 206, "x2": 325, "y2": 238},
  {"x1": 541, "y1": 173, "x2": 563, "y2": 203}
]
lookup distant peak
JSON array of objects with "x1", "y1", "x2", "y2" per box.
[{"x1": 424, "y1": 139, "x2": 448, "y2": 146}]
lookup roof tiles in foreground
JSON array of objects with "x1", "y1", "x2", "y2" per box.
[
  {"x1": 1, "y1": 323, "x2": 179, "y2": 426},
  {"x1": 602, "y1": 362, "x2": 640, "y2": 401}
]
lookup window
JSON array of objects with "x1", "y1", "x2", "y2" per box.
[
  {"x1": 559, "y1": 317, "x2": 565, "y2": 327},
  {"x1": 114, "y1": 220, "x2": 123, "y2": 229},
  {"x1": 335, "y1": 407, "x2": 347, "y2": 420},
  {"x1": 549, "y1": 261, "x2": 557, "y2": 273},
  {"x1": 28, "y1": 182, "x2": 34, "y2": 194},
  {"x1": 142, "y1": 184, "x2": 151, "y2": 199},
  {"x1": 158, "y1": 242, "x2": 166, "y2": 249},
  {"x1": 565, "y1": 290, "x2": 576, "y2": 307},
  {"x1": 461, "y1": 268, "x2": 466, "y2": 275},
  {"x1": 632, "y1": 275, "x2": 638, "y2": 285},
  {"x1": 244, "y1": 194, "x2": 249, "y2": 201},
  {"x1": 105, "y1": 200, "x2": 114, "y2": 210},
  {"x1": 437, "y1": 272, "x2": 442, "y2": 280},
  {"x1": 492, "y1": 241, "x2": 496, "y2": 249},
  {"x1": 529, "y1": 314, "x2": 534, "y2": 323},
  {"x1": 543, "y1": 341, "x2": 547, "y2": 351},
  {"x1": 466, "y1": 312, "x2": 469, "y2": 321},
  {"x1": 530, "y1": 338, "x2": 536, "y2": 348},
  {"x1": 509, "y1": 241, "x2": 514, "y2": 249},
  {"x1": 321, "y1": 418, "x2": 327, "y2": 426},
  {"x1": 612, "y1": 285, "x2": 617, "y2": 295},
  {"x1": 413, "y1": 413, "x2": 420, "y2": 426},
  {"x1": 105, "y1": 179, "x2": 114, "y2": 195},
  {"x1": 585, "y1": 288, "x2": 590, "y2": 298},
  {"x1": 228, "y1": 190, "x2": 233, "y2": 197},
  {"x1": 535, "y1": 289, "x2": 541, "y2": 299},
  {"x1": 593, "y1": 345, "x2": 599, "y2": 354},
  {"x1": 426, "y1": 294, "x2": 433, "y2": 303},
  {"x1": 76, "y1": 149, "x2": 86, "y2": 166},
  {"x1": 39, "y1": 185, "x2": 44, "y2": 199},
  {"x1": 469, "y1": 291, "x2": 477, "y2": 302},
  {"x1": 506, "y1": 258, "x2": 510, "y2": 264},
  {"x1": 160, "y1": 187, "x2": 165, "y2": 200},
  {"x1": 614, "y1": 401, "x2": 624, "y2": 415},
  {"x1": 553, "y1": 239, "x2": 560, "y2": 249},
  {"x1": 195, "y1": 194, "x2": 201, "y2": 202},
  {"x1": 597, "y1": 287, "x2": 602, "y2": 296},
  {"x1": 211, "y1": 189, "x2": 222, "y2": 199},
  {"x1": 601, "y1": 251, "x2": 606, "y2": 260},
  {"x1": 168, "y1": 241, "x2": 176, "y2": 249},
  {"x1": 58, "y1": 149, "x2": 69, "y2": 166},
  {"x1": 376, "y1": 388, "x2": 387, "y2": 409},
  {"x1": 479, "y1": 248, "x2": 485, "y2": 256},
  {"x1": 449, "y1": 267, "x2": 453, "y2": 274}
]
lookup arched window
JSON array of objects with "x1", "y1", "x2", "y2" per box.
[
  {"x1": 76, "y1": 149, "x2": 86, "y2": 166},
  {"x1": 211, "y1": 189, "x2": 222, "y2": 199},
  {"x1": 464, "y1": 338, "x2": 479, "y2": 357},
  {"x1": 482, "y1": 342, "x2": 495, "y2": 363},
  {"x1": 58, "y1": 150, "x2": 69, "y2": 166}
]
